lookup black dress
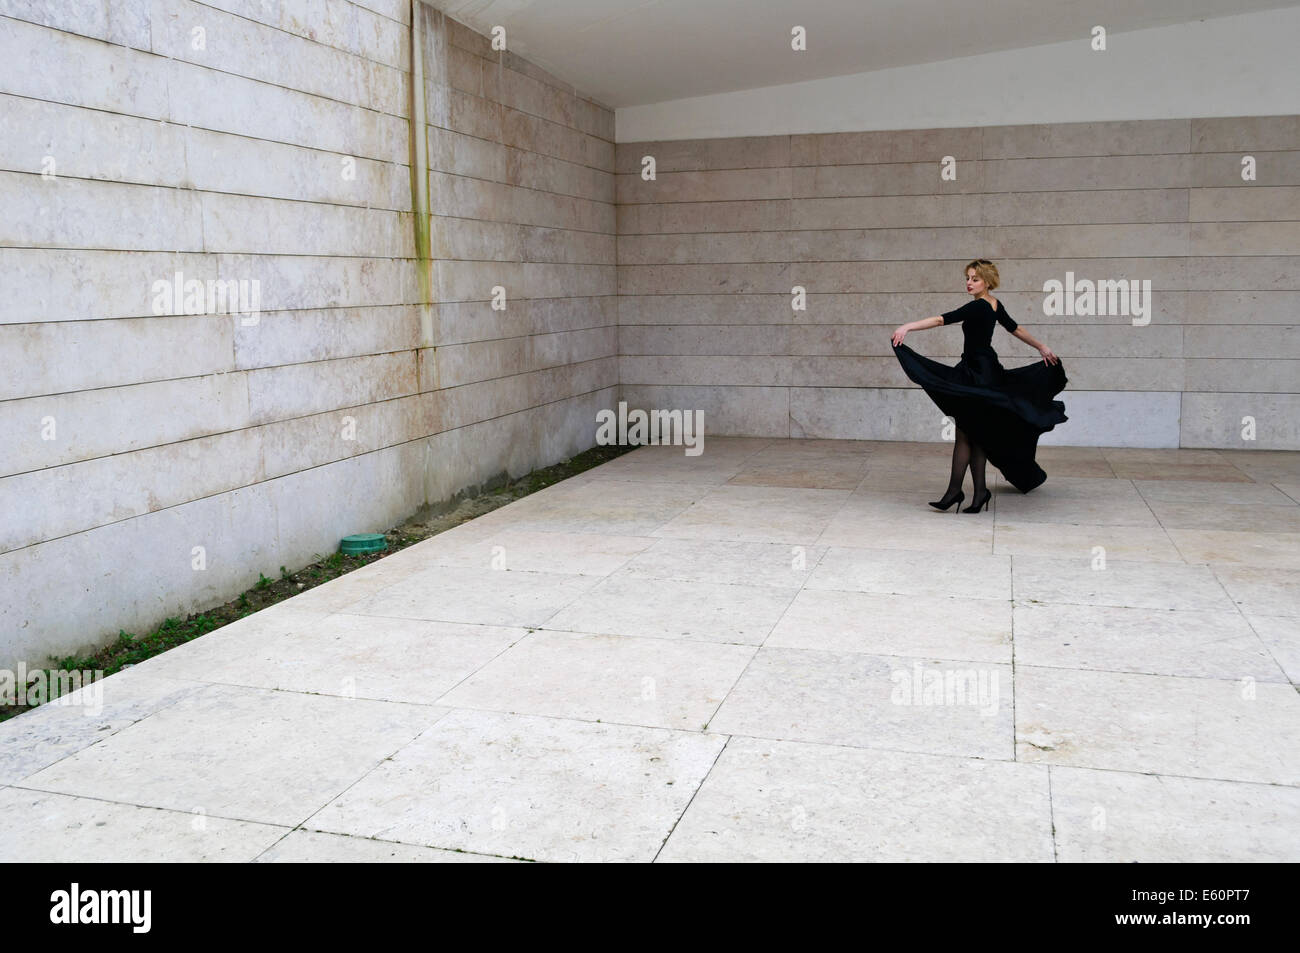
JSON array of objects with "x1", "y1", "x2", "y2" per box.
[{"x1": 892, "y1": 297, "x2": 1067, "y2": 493}]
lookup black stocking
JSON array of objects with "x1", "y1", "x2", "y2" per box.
[
  {"x1": 941, "y1": 429, "x2": 971, "y2": 501},
  {"x1": 969, "y1": 440, "x2": 988, "y2": 498}
]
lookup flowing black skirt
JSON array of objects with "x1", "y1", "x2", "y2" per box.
[{"x1": 892, "y1": 342, "x2": 1068, "y2": 493}]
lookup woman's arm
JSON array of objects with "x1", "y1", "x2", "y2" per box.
[
  {"x1": 891, "y1": 315, "x2": 944, "y2": 346},
  {"x1": 1011, "y1": 326, "x2": 1060, "y2": 365}
]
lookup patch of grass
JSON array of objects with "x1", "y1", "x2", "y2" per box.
[{"x1": 1, "y1": 442, "x2": 637, "y2": 724}]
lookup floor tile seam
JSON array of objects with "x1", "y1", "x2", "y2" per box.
[
  {"x1": 724, "y1": 640, "x2": 1012, "y2": 668},
  {"x1": 372, "y1": 702, "x2": 734, "y2": 739},
  {"x1": 711, "y1": 730, "x2": 1300, "y2": 789},
  {"x1": 271, "y1": 825, "x2": 540, "y2": 863},
  {"x1": 289, "y1": 708, "x2": 460, "y2": 833},
  {"x1": 4, "y1": 781, "x2": 296, "y2": 831},
  {"x1": 0, "y1": 682, "x2": 211, "y2": 791},
  {"x1": 805, "y1": 582, "x2": 1011, "y2": 602},
  {"x1": 1046, "y1": 765, "x2": 1059, "y2": 862},
  {"x1": 1006, "y1": 658, "x2": 1294, "y2": 684},
  {"x1": 530, "y1": 622, "x2": 772, "y2": 649},
  {"x1": 1210, "y1": 562, "x2": 1300, "y2": 694},
  {"x1": 652, "y1": 735, "x2": 733, "y2": 863},
  {"x1": 1012, "y1": 660, "x2": 1300, "y2": 690},
  {"x1": 425, "y1": 627, "x2": 557, "y2": 704}
]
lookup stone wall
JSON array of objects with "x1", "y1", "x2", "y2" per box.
[
  {"x1": 616, "y1": 120, "x2": 1300, "y2": 449},
  {"x1": 0, "y1": 0, "x2": 615, "y2": 669}
]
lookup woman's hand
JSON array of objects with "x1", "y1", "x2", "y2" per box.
[
  {"x1": 1038, "y1": 344, "x2": 1059, "y2": 365},
  {"x1": 891, "y1": 324, "x2": 910, "y2": 346}
]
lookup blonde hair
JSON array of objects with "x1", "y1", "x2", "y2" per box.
[{"x1": 965, "y1": 258, "x2": 1000, "y2": 291}]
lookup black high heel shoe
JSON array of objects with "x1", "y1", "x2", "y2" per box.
[
  {"x1": 929, "y1": 490, "x2": 965, "y2": 512},
  {"x1": 963, "y1": 489, "x2": 991, "y2": 513}
]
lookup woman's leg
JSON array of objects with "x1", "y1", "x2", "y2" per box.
[
  {"x1": 943, "y1": 428, "x2": 972, "y2": 497},
  {"x1": 969, "y1": 440, "x2": 988, "y2": 499}
]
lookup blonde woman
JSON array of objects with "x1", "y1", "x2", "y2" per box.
[{"x1": 891, "y1": 259, "x2": 1067, "y2": 510}]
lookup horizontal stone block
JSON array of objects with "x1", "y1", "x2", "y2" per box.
[
  {"x1": 0, "y1": 93, "x2": 187, "y2": 186},
  {"x1": 618, "y1": 168, "x2": 793, "y2": 204},
  {"x1": 1185, "y1": 325, "x2": 1300, "y2": 359},
  {"x1": 982, "y1": 155, "x2": 1193, "y2": 192},
  {"x1": 617, "y1": 294, "x2": 793, "y2": 326},
  {"x1": 616, "y1": 136, "x2": 792, "y2": 173},
  {"x1": 1182, "y1": 393, "x2": 1300, "y2": 450},
  {"x1": 271, "y1": 0, "x2": 408, "y2": 69},
  {"x1": 791, "y1": 127, "x2": 982, "y2": 165},
  {"x1": 793, "y1": 226, "x2": 989, "y2": 261},
  {"x1": 200, "y1": 193, "x2": 411, "y2": 256},
  {"x1": 620, "y1": 355, "x2": 792, "y2": 387},
  {"x1": 792, "y1": 194, "x2": 972, "y2": 229},
  {"x1": 1185, "y1": 290, "x2": 1300, "y2": 323},
  {"x1": 1190, "y1": 187, "x2": 1300, "y2": 222},
  {"x1": 1185, "y1": 359, "x2": 1300, "y2": 392},
  {"x1": 0, "y1": 0, "x2": 150, "y2": 48},
  {"x1": 619, "y1": 231, "x2": 793, "y2": 265},
  {"x1": 620, "y1": 325, "x2": 790, "y2": 356},
  {"x1": 1190, "y1": 222, "x2": 1300, "y2": 257},
  {"x1": 981, "y1": 119, "x2": 1190, "y2": 159},
  {"x1": 1183, "y1": 256, "x2": 1300, "y2": 290},
  {"x1": 245, "y1": 351, "x2": 418, "y2": 424},
  {"x1": 422, "y1": 387, "x2": 615, "y2": 503},
  {"x1": 184, "y1": 126, "x2": 411, "y2": 209},
  {"x1": 501, "y1": 106, "x2": 615, "y2": 171},
  {"x1": 2, "y1": 314, "x2": 234, "y2": 401},
  {"x1": 431, "y1": 172, "x2": 614, "y2": 232},
  {"x1": 1055, "y1": 357, "x2": 1186, "y2": 392},
  {"x1": 1192, "y1": 116, "x2": 1300, "y2": 153},
  {"x1": 0, "y1": 172, "x2": 203, "y2": 251},
  {"x1": 0, "y1": 16, "x2": 167, "y2": 116},
  {"x1": 1041, "y1": 391, "x2": 1181, "y2": 448},
  {"x1": 434, "y1": 260, "x2": 615, "y2": 301},
  {"x1": 435, "y1": 296, "x2": 615, "y2": 346},
  {"x1": 790, "y1": 386, "x2": 936, "y2": 440},
  {"x1": 620, "y1": 384, "x2": 790, "y2": 437},
  {"x1": 260, "y1": 393, "x2": 429, "y2": 479},
  {"x1": 791, "y1": 356, "x2": 908, "y2": 388},
  {"x1": 168, "y1": 58, "x2": 407, "y2": 162},
  {"x1": 1189, "y1": 151, "x2": 1300, "y2": 188},
  {"x1": 0, "y1": 374, "x2": 250, "y2": 476},
  {"x1": 976, "y1": 189, "x2": 1188, "y2": 226},
  {"x1": 435, "y1": 326, "x2": 616, "y2": 387},
  {"x1": 620, "y1": 199, "x2": 791, "y2": 234},
  {"x1": 792, "y1": 161, "x2": 984, "y2": 197},
  {"x1": 435, "y1": 358, "x2": 616, "y2": 431},
  {"x1": 0, "y1": 425, "x2": 263, "y2": 553},
  {"x1": 152, "y1": 0, "x2": 405, "y2": 116},
  {"x1": 233, "y1": 305, "x2": 420, "y2": 369},
  {"x1": 0, "y1": 250, "x2": 416, "y2": 324}
]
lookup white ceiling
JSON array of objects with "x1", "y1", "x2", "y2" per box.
[{"x1": 428, "y1": 0, "x2": 1300, "y2": 108}]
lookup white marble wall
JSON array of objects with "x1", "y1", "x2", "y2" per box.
[
  {"x1": 0, "y1": 1, "x2": 616, "y2": 669},
  {"x1": 616, "y1": 119, "x2": 1300, "y2": 450}
]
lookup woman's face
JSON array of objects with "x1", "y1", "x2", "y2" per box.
[{"x1": 966, "y1": 270, "x2": 985, "y2": 295}]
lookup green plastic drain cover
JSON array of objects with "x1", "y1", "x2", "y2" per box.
[{"x1": 340, "y1": 533, "x2": 387, "y2": 555}]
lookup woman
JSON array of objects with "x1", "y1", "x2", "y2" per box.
[{"x1": 890, "y1": 259, "x2": 1067, "y2": 512}]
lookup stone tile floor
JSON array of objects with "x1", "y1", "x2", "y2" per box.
[{"x1": 2, "y1": 438, "x2": 1298, "y2": 862}]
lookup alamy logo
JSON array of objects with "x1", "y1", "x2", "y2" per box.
[
  {"x1": 0, "y1": 665, "x2": 103, "y2": 715},
  {"x1": 890, "y1": 662, "x2": 1000, "y2": 717},
  {"x1": 151, "y1": 270, "x2": 261, "y2": 325},
  {"x1": 50, "y1": 884, "x2": 151, "y2": 933},
  {"x1": 595, "y1": 401, "x2": 704, "y2": 456},
  {"x1": 1042, "y1": 271, "x2": 1152, "y2": 326}
]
